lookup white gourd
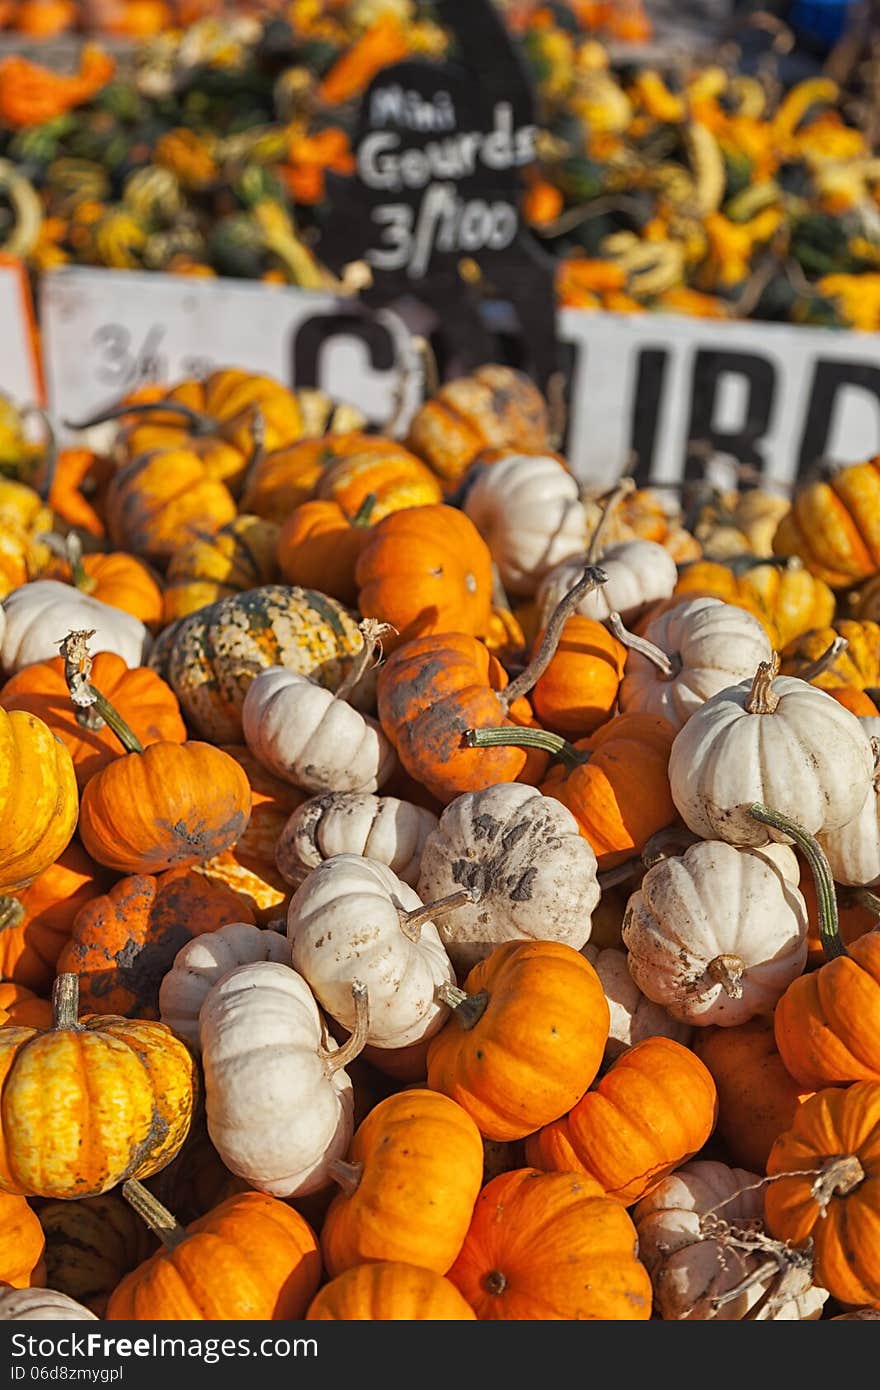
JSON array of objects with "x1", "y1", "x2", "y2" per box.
[
  {"x1": 621, "y1": 841, "x2": 808, "y2": 1026},
  {"x1": 581, "y1": 942, "x2": 692, "y2": 1060},
  {"x1": 242, "y1": 666, "x2": 396, "y2": 795},
  {"x1": 536, "y1": 539, "x2": 677, "y2": 626},
  {"x1": 416, "y1": 782, "x2": 600, "y2": 974},
  {"x1": 818, "y1": 738, "x2": 880, "y2": 886},
  {"x1": 286, "y1": 854, "x2": 457, "y2": 1050},
  {"x1": 158, "y1": 922, "x2": 291, "y2": 1050},
  {"x1": 616, "y1": 596, "x2": 773, "y2": 731},
  {"x1": 668, "y1": 660, "x2": 876, "y2": 847},
  {"x1": 275, "y1": 792, "x2": 438, "y2": 888},
  {"x1": 0, "y1": 1287, "x2": 98, "y2": 1320},
  {"x1": 632, "y1": 1159, "x2": 829, "y2": 1321},
  {"x1": 0, "y1": 579, "x2": 150, "y2": 673},
  {"x1": 199, "y1": 960, "x2": 367, "y2": 1198},
  {"x1": 462, "y1": 453, "x2": 588, "y2": 597}
]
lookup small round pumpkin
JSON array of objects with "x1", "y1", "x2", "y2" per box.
[
  {"x1": 0, "y1": 840, "x2": 112, "y2": 994},
  {"x1": 37, "y1": 1191, "x2": 158, "y2": 1316},
  {"x1": 0, "y1": 707, "x2": 78, "y2": 895},
  {"x1": 0, "y1": 1191, "x2": 45, "y2": 1289},
  {"x1": 306, "y1": 1261, "x2": 476, "y2": 1320},
  {"x1": 529, "y1": 614, "x2": 626, "y2": 738},
  {"x1": 104, "y1": 447, "x2": 237, "y2": 570},
  {"x1": 162, "y1": 514, "x2": 280, "y2": 623}
]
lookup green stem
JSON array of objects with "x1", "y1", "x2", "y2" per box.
[
  {"x1": 352, "y1": 493, "x2": 377, "y2": 527},
  {"x1": 748, "y1": 803, "x2": 847, "y2": 960},
  {"x1": 62, "y1": 401, "x2": 216, "y2": 436},
  {"x1": 436, "y1": 981, "x2": 490, "y2": 1030},
  {"x1": 59, "y1": 630, "x2": 144, "y2": 754},
  {"x1": 462, "y1": 724, "x2": 585, "y2": 771}
]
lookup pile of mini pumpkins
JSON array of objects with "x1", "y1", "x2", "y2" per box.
[
  {"x1": 2, "y1": 0, "x2": 880, "y2": 329},
  {"x1": 0, "y1": 358, "x2": 879, "y2": 1321}
]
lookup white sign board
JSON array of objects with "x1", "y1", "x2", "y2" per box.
[
  {"x1": 38, "y1": 265, "x2": 880, "y2": 490},
  {"x1": 0, "y1": 257, "x2": 44, "y2": 408},
  {"x1": 558, "y1": 306, "x2": 880, "y2": 490},
  {"x1": 39, "y1": 267, "x2": 422, "y2": 440}
]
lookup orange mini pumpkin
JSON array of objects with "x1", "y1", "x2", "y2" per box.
[
  {"x1": 525, "y1": 1036, "x2": 718, "y2": 1205},
  {"x1": 772, "y1": 456, "x2": 880, "y2": 587},
  {"x1": 320, "y1": 1089, "x2": 484, "y2": 1278},
  {"x1": 104, "y1": 447, "x2": 237, "y2": 570},
  {"x1": 45, "y1": 548, "x2": 164, "y2": 629},
  {"x1": 529, "y1": 614, "x2": 627, "y2": 738},
  {"x1": 306, "y1": 1261, "x2": 476, "y2": 1320},
  {"x1": 0, "y1": 839, "x2": 112, "y2": 994},
  {"x1": 0, "y1": 984, "x2": 51, "y2": 1030},
  {"x1": 239, "y1": 431, "x2": 403, "y2": 523},
  {"x1": 314, "y1": 446, "x2": 443, "y2": 520},
  {"x1": 56, "y1": 865, "x2": 256, "y2": 1019},
  {"x1": 0, "y1": 653, "x2": 186, "y2": 790},
  {"x1": 355, "y1": 504, "x2": 494, "y2": 648},
  {"x1": 446, "y1": 1168, "x2": 652, "y2": 1320},
  {"x1": 426, "y1": 940, "x2": 610, "y2": 1141},
  {"x1": 0, "y1": 707, "x2": 78, "y2": 896},
  {"x1": 0, "y1": 1191, "x2": 45, "y2": 1289},
  {"x1": 277, "y1": 495, "x2": 377, "y2": 606}
]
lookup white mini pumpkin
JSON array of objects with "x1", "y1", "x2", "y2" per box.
[
  {"x1": 462, "y1": 453, "x2": 587, "y2": 597},
  {"x1": 0, "y1": 578, "x2": 150, "y2": 673},
  {"x1": 242, "y1": 665, "x2": 396, "y2": 795},
  {"x1": 275, "y1": 791, "x2": 439, "y2": 888},
  {"x1": 0, "y1": 1286, "x2": 98, "y2": 1320},
  {"x1": 199, "y1": 960, "x2": 367, "y2": 1198},
  {"x1": 536, "y1": 538, "x2": 677, "y2": 627},
  {"x1": 621, "y1": 840, "x2": 808, "y2": 1026},
  {"x1": 668, "y1": 659, "x2": 876, "y2": 847},
  {"x1": 581, "y1": 942, "x2": 692, "y2": 1061},
  {"x1": 416, "y1": 782, "x2": 600, "y2": 974},
  {"x1": 632, "y1": 1159, "x2": 828, "y2": 1321},
  {"x1": 616, "y1": 596, "x2": 773, "y2": 731},
  {"x1": 287, "y1": 854, "x2": 457, "y2": 1050},
  {"x1": 158, "y1": 922, "x2": 291, "y2": 1049},
  {"x1": 817, "y1": 740, "x2": 880, "y2": 887}
]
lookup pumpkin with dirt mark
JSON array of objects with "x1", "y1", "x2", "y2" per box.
[{"x1": 0, "y1": 840, "x2": 112, "y2": 994}]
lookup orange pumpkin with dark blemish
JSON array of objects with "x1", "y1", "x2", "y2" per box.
[
  {"x1": 105, "y1": 447, "x2": 237, "y2": 571},
  {"x1": 0, "y1": 839, "x2": 112, "y2": 994},
  {"x1": 56, "y1": 866, "x2": 256, "y2": 1019}
]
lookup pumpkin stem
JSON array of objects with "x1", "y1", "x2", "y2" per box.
[
  {"x1": 0, "y1": 895, "x2": 25, "y2": 934},
  {"x1": 852, "y1": 887, "x2": 880, "y2": 917},
  {"x1": 321, "y1": 981, "x2": 369, "y2": 1075},
  {"x1": 748, "y1": 803, "x2": 847, "y2": 960},
  {"x1": 399, "y1": 889, "x2": 478, "y2": 942},
  {"x1": 584, "y1": 476, "x2": 637, "y2": 564},
  {"x1": 745, "y1": 654, "x2": 781, "y2": 714},
  {"x1": 706, "y1": 953, "x2": 745, "y2": 999},
  {"x1": 436, "y1": 980, "x2": 489, "y2": 1029},
  {"x1": 792, "y1": 636, "x2": 848, "y2": 684},
  {"x1": 607, "y1": 612, "x2": 680, "y2": 678},
  {"x1": 498, "y1": 564, "x2": 608, "y2": 710},
  {"x1": 327, "y1": 1158, "x2": 364, "y2": 1197},
  {"x1": 51, "y1": 973, "x2": 81, "y2": 1030},
  {"x1": 120, "y1": 1178, "x2": 188, "y2": 1249},
  {"x1": 483, "y1": 1270, "x2": 508, "y2": 1296},
  {"x1": 641, "y1": 826, "x2": 702, "y2": 868},
  {"x1": 811, "y1": 1154, "x2": 865, "y2": 1213},
  {"x1": 462, "y1": 725, "x2": 586, "y2": 770},
  {"x1": 352, "y1": 493, "x2": 377, "y2": 527},
  {"x1": 63, "y1": 400, "x2": 216, "y2": 436},
  {"x1": 58, "y1": 629, "x2": 144, "y2": 754},
  {"x1": 335, "y1": 619, "x2": 395, "y2": 703}
]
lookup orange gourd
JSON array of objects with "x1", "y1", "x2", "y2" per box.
[
  {"x1": 446, "y1": 1168, "x2": 652, "y2": 1319},
  {"x1": 45, "y1": 549, "x2": 163, "y2": 629},
  {"x1": 0, "y1": 1191, "x2": 45, "y2": 1289},
  {"x1": 772, "y1": 456, "x2": 880, "y2": 587},
  {"x1": 524, "y1": 1036, "x2": 718, "y2": 1205},
  {"x1": 425, "y1": 940, "x2": 610, "y2": 1141},
  {"x1": 0, "y1": 707, "x2": 78, "y2": 895},
  {"x1": 672, "y1": 558, "x2": 835, "y2": 649},
  {"x1": 161, "y1": 515, "x2": 280, "y2": 623},
  {"x1": 277, "y1": 495, "x2": 377, "y2": 606},
  {"x1": 239, "y1": 432, "x2": 406, "y2": 524},
  {"x1": 0, "y1": 984, "x2": 51, "y2": 1030},
  {"x1": 104, "y1": 447, "x2": 237, "y2": 570},
  {"x1": 306, "y1": 1262, "x2": 476, "y2": 1320},
  {"x1": 529, "y1": 614, "x2": 627, "y2": 738},
  {"x1": 315, "y1": 447, "x2": 443, "y2": 520},
  {"x1": 0, "y1": 840, "x2": 112, "y2": 994}
]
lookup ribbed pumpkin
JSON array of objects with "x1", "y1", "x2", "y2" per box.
[
  {"x1": 306, "y1": 1262, "x2": 477, "y2": 1320},
  {"x1": 106, "y1": 1183, "x2": 321, "y2": 1320},
  {"x1": 314, "y1": 445, "x2": 443, "y2": 520},
  {"x1": 425, "y1": 940, "x2": 610, "y2": 1141},
  {"x1": 157, "y1": 584, "x2": 365, "y2": 743},
  {"x1": 0, "y1": 707, "x2": 78, "y2": 895},
  {"x1": 38, "y1": 1192, "x2": 158, "y2": 1316},
  {"x1": 529, "y1": 614, "x2": 627, "y2": 738},
  {"x1": 781, "y1": 620, "x2": 880, "y2": 691},
  {"x1": 0, "y1": 1191, "x2": 45, "y2": 1289},
  {"x1": 764, "y1": 1082, "x2": 880, "y2": 1310},
  {"x1": 117, "y1": 368, "x2": 304, "y2": 493},
  {"x1": 0, "y1": 840, "x2": 111, "y2": 994},
  {"x1": 320, "y1": 1089, "x2": 484, "y2": 1277},
  {"x1": 239, "y1": 432, "x2": 406, "y2": 524},
  {"x1": 673, "y1": 558, "x2": 835, "y2": 649},
  {"x1": 772, "y1": 456, "x2": 880, "y2": 587},
  {"x1": 56, "y1": 865, "x2": 257, "y2": 1019},
  {"x1": 0, "y1": 985, "x2": 51, "y2": 1030},
  {"x1": 524, "y1": 1036, "x2": 718, "y2": 1205},
  {"x1": 406, "y1": 365, "x2": 550, "y2": 493},
  {"x1": 355, "y1": 504, "x2": 494, "y2": 648},
  {"x1": 45, "y1": 549, "x2": 164, "y2": 630},
  {"x1": 692, "y1": 1017, "x2": 811, "y2": 1172},
  {"x1": 277, "y1": 496, "x2": 378, "y2": 607},
  {"x1": 162, "y1": 515, "x2": 280, "y2": 624},
  {"x1": 191, "y1": 744, "x2": 305, "y2": 924},
  {"x1": 446, "y1": 1168, "x2": 652, "y2": 1320},
  {"x1": 104, "y1": 447, "x2": 237, "y2": 570},
  {"x1": 0, "y1": 653, "x2": 186, "y2": 789},
  {"x1": 0, "y1": 974, "x2": 197, "y2": 1199}
]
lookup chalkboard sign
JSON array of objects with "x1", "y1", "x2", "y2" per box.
[{"x1": 319, "y1": 0, "x2": 561, "y2": 391}]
